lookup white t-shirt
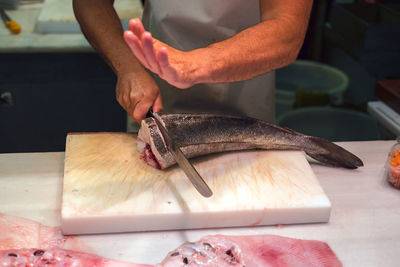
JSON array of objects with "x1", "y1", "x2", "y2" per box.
[{"x1": 142, "y1": 0, "x2": 275, "y2": 122}]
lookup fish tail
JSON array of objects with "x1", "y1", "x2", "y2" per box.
[{"x1": 303, "y1": 136, "x2": 363, "y2": 169}]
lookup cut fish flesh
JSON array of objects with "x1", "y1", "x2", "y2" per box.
[
  {"x1": 0, "y1": 235, "x2": 342, "y2": 267},
  {"x1": 157, "y1": 234, "x2": 342, "y2": 267},
  {"x1": 0, "y1": 248, "x2": 149, "y2": 267},
  {"x1": 138, "y1": 112, "x2": 363, "y2": 169},
  {"x1": 0, "y1": 213, "x2": 64, "y2": 250},
  {"x1": 0, "y1": 213, "x2": 342, "y2": 266}
]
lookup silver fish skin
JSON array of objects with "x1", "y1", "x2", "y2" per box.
[{"x1": 137, "y1": 112, "x2": 363, "y2": 170}]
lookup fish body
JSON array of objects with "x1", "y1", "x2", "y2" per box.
[{"x1": 138, "y1": 113, "x2": 363, "y2": 169}]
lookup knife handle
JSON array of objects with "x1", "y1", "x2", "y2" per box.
[
  {"x1": 146, "y1": 109, "x2": 154, "y2": 118},
  {"x1": 5, "y1": 20, "x2": 21, "y2": 34}
]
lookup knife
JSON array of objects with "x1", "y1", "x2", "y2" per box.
[{"x1": 147, "y1": 110, "x2": 213, "y2": 198}]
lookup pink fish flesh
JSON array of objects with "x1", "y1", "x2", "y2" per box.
[
  {"x1": 156, "y1": 234, "x2": 342, "y2": 267},
  {"x1": 0, "y1": 214, "x2": 342, "y2": 266},
  {"x1": 0, "y1": 248, "x2": 149, "y2": 267},
  {"x1": 0, "y1": 235, "x2": 342, "y2": 267},
  {"x1": 0, "y1": 213, "x2": 65, "y2": 250}
]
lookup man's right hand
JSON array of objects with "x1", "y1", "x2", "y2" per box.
[
  {"x1": 72, "y1": 0, "x2": 162, "y2": 123},
  {"x1": 116, "y1": 70, "x2": 163, "y2": 122}
]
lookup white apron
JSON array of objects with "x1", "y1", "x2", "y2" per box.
[{"x1": 141, "y1": 0, "x2": 275, "y2": 122}]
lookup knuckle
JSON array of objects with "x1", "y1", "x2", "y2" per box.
[
  {"x1": 130, "y1": 91, "x2": 143, "y2": 101},
  {"x1": 122, "y1": 95, "x2": 130, "y2": 105}
]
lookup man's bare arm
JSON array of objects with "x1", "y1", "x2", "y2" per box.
[
  {"x1": 73, "y1": 0, "x2": 162, "y2": 121},
  {"x1": 197, "y1": 0, "x2": 313, "y2": 83},
  {"x1": 73, "y1": 0, "x2": 141, "y2": 74},
  {"x1": 124, "y1": 0, "x2": 313, "y2": 88}
]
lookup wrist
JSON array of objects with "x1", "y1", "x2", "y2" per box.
[
  {"x1": 113, "y1": 55, "x2": 145, "y2": 76},
  {"x1": 189, "y1": 47, "x2": 222, "y2": 84},
  {"x1": 188, "y1": 48, "x2": 211, "y2": 84}
]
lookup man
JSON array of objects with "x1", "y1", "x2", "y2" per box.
[{"x1": 73, "y1": 0, "x2": 312, "y2": 125}]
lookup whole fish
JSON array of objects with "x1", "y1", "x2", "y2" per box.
[{"x1": 138, "y1": 112, "x2": 363, "y2": 170}]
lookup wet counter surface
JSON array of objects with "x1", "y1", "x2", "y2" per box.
[{"x1": 0, "y1": 140, "x2": 398, "y2": 266}]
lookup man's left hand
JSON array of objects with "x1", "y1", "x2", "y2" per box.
[{"x1": 124, "y1": 18, "x2": 201, "y2": 89}]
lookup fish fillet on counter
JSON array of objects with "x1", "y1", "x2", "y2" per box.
[
  {"x1": 0, "y1": 248, "x2": 150, "y2": 267},
  {"x1": 0, "y1": 213, "x2": 342, "y2": 266},
  {"x1": 0, "y1": 213, "x2": 64, "y2": 250}
]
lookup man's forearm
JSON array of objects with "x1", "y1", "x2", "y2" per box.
[
  {"x1": 73, "y1": 0, "x2": 143, "y2": 75},
  {"x1": 192, "y1": 0, "x2": 313, "y2": 84}
]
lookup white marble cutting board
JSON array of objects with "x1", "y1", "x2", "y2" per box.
[
  {"x1": 61, "y1": 133, "x2": 331, "y2": 235},
  {"x1": 36, "y1": 0, "x2": 143, "y2": 33}
]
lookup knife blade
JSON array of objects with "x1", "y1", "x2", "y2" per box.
[{"x1": 148, "y1": 110, "x2": 213, "y2": 198}]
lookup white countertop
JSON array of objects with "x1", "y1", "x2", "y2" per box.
[{"x1": 0, "y1": 140, "x2": 399, "y2": 266}]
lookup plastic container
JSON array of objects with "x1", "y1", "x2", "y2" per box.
[
  {"x1": 277, "y1": 107, "x2": 380, "y2": 142},
  {"x1": 386, "y1": 137, "x2": 400, "y2": 189},
  {"x1": 275, "y1": 60, "x2": 349, "y2": 117}
]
